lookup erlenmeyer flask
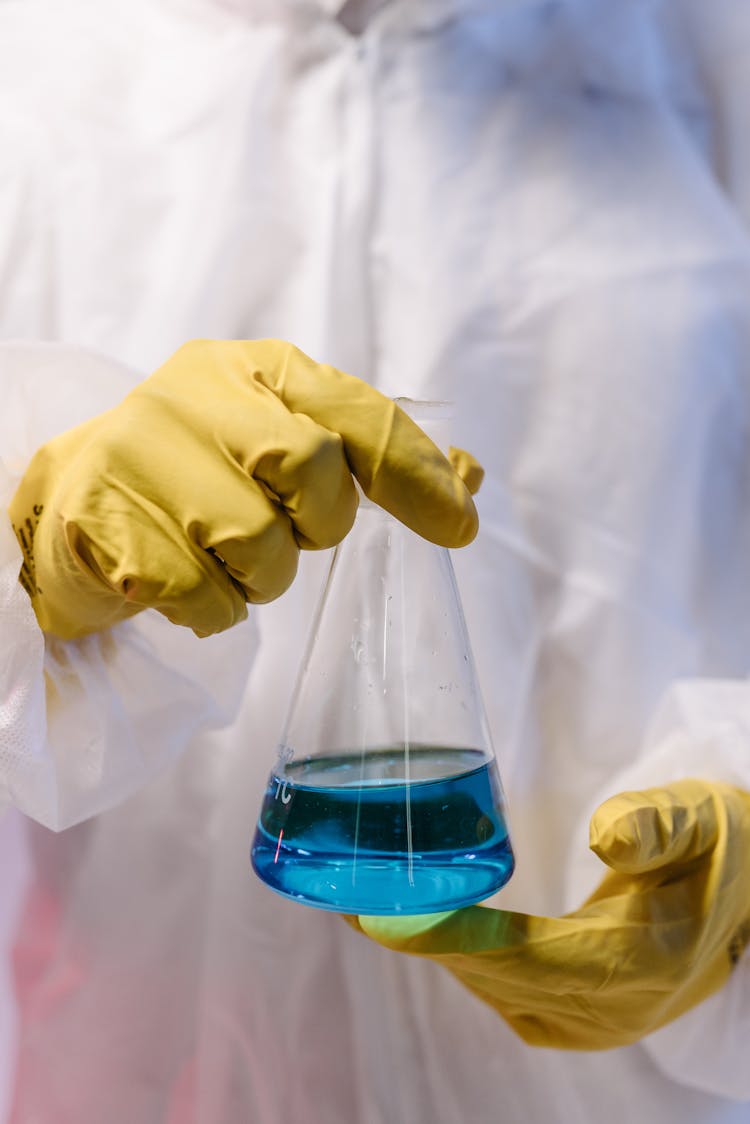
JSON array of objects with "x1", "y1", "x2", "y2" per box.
[{"x1": 251, "y1": 402, "x2": 514, "y2": 914}]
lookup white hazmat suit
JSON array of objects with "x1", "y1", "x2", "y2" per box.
[{"x1": 2, "y1": 0, "x2": 750, "y2": 1121}]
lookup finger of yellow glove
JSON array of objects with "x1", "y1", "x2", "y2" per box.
[
  {"x1": 91, "y1": 472, "x2": 302, "y2": 631},
  {"x1": 177, "y1": 340, "x2": 478, "y2": 548},
  {"x1": 254, "y1": 412, "x2": 359, "y2": 550},
  {"x1": 358, "y1": 896, "x2": 704, "y2": 982},
  {"x1": 357, "y1": 903, "x2": 690, "y2": 1024},
  {"x1": 174, "y1": 374, "x2": 360, "y2": 551},
  {"x1": 589, "y1": 780, "x2": 721, "y2": 874},
  {"x1": 134, "y1": 548, "x2": 251, "y2": 638},
  {"x1": 357, "y1": 910, "x2": 465, "y2": 947},
  {"x1": 357, "y1": 906, "x2": 528, "y2": 958},
  {"x1": 65, "y1": 507, "x2": 252, "y2": 639},
  {"x1": 448, "y1": 447, "x2": 485, "y2": 496},
  {"x1": 185, "y1": 477, "x2": 302, "y2": 608}
]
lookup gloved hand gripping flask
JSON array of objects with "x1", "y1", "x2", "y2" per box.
[{"x1": 252, "y1": 402, "x2": 514, "y2": 914}]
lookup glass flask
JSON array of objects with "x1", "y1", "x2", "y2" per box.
[{"x1": 251, "y1": 402, "x2": 514, "y2": 914}]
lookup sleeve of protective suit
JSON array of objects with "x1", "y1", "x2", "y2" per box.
[
  {"x1": 0, "y1": 341, "x2": 257, "y2": 831},
  {"x1": 564, "y1": 678, "x2": 750, "y2": 1099}
]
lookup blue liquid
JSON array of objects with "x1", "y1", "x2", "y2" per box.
[{"x1": 251, "y1": 746, "x2": 514, "y2": 914}]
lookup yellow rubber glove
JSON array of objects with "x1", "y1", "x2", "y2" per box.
[
  {"x1": 349, "y1": 779, "x2": 750, "y2": 1050},
  {"x1": 8, "y1": 339, "x2": 479, "y2": 639}
]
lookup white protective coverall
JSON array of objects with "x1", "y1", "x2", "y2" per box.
[{"x1": 2, "y1": 0, "x2": 750, "y2": 1121}]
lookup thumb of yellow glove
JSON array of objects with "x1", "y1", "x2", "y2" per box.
[
  {"x1": 9, "y1": 339, "x2": 478, "y2": 639},
  {"x1": 589, "y1": 779, "x2": 723, "y2": 874}
]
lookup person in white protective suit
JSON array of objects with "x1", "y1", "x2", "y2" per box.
[{"x1": 2, "y1": 0, "x2": 750, "y2": 1121}]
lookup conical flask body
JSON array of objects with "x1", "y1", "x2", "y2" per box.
[{"x1": 251, "y1": 499, "x2": 514, "y2": 914}]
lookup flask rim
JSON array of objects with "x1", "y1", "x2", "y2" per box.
[{"x1": 393, "y1": 397, "x2": 453, "y2": 425}]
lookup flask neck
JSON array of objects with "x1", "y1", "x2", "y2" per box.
[{"x1": 394, "y1": 397, "x2": 453, "y2": 454}]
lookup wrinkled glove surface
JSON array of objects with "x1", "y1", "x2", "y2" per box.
[
  {"x1": 9, "y1": 339, "x2": 479, "y2": 638},
  {"x1": 349, "y1": 779, "x2": 750, "y2": 1050}
]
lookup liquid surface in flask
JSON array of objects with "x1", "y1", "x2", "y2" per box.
[{"x1": 251, "y1": 746, "x2": 514, "y2": 914}]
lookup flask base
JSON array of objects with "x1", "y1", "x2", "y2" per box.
[{"x1": 252, "y1": 846, "x2": 514, "y2": 915}]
